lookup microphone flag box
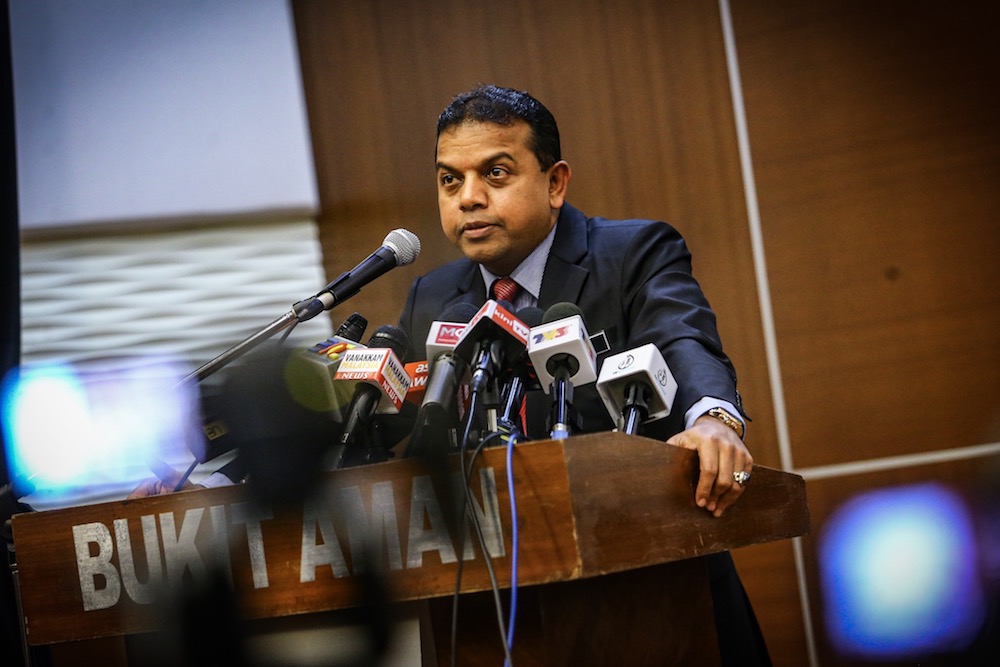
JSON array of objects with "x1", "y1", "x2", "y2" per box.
[
  {"x1": 425, "y1": 320, "x2": 468, "y2": 359},
  {"x1": 453, "y1": 299, "x2": 530, "y2": 364},
  {"x1": 285, "y1": 336, "x2": 365, "y2": 420},
  {"x1": 404, "y1": 360, "x2": 429, "y2": 405},
  {"x1": 596, "y1": 343, "x2": 677, "y2": 423},
  {"x1": 527, "y1": 315, "x2": 598, "y2": 390},
  {"x1": 416, "y1": 319, "x2": 473, "y2": 406},
  {"x1": 334, "y1": 347, "x2": 411, "y2": 413}
]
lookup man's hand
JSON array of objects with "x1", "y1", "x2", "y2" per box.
[
  {"x1": 126, "y1": 460, "x2": 196, "y2": 500},
  {"x1": 666, "y1": 415, "x2": 753, "y2": 517}
]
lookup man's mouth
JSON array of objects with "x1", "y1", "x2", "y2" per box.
[{"x1": 461, "y1": 221, "x2": 498, "y2": 239}]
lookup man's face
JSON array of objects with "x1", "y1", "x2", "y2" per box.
[{"x1": 435, "y1": 120, "x2": 569, "y2": 276}]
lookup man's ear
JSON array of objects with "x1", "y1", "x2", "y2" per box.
[{"x1": 548, "y1": 160, "x2": 572, "y2": 208}]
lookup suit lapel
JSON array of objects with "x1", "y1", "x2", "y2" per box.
[
  {"x1": 538, "y1": 204, "x2": 589, "y2": 309},
  {"x1": 447, "y1": 260, "x2": 487, "y2": 309}
]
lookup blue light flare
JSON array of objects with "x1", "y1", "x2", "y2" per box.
[
  {"x1": 819, "y1": 483, "x2": 985, "y2": 659},
  {"x1": 2, "y1": 357, "x2": 201, "y2": 508}
]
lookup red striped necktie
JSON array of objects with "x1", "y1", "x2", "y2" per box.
[{"x1": 490, "y1": 277, "x2": 520, "y2": 304}]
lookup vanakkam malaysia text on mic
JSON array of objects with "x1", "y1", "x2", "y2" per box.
[
  {"x1": 596, "y1": 343, "x2": 677, "y2": 435},
  {"x1": 527, "y1": 303, "x2": 598, "y2": 439},
  {"x1": 335, "y1": 325, "x2": 411, "y2": 465},
  {"x1": 293, "y1": 228, "x2": 421, "y2": 322}
]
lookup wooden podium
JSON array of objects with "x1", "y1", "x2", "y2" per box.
[{"x1": 11, "y1": 433, "x2": 809, "y2": 665}]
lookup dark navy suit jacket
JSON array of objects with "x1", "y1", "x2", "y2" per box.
[{"x1": 398, "y1": 202, "x2": 742, "y2": 439}]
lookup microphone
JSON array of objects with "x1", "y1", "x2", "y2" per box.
[
  {"x1": 406, "y1": 303, "x2": 479, "y2": 458},
  {"x1": 527, "y1": 303, "x2": 598, "y2": 439},
  {"x1": 335, "y1": 325, "x2": 411, "y2": 465},
  {"x1": 496, "y1": 307, "x2": 545, "y2": 439},
  {"x1": 596, "y1": 343, "x2": 677, "y2": 435},
  {"x1": 294, "y1": 229, "x2": 421, "y2": 321},
  {"x1": 452, "y1": 300, "x2": 531, "y2": 394},
  {"x1": 281, "y1": 312, "x2": 369, "y2": 422},
  {"x1": 418, "y1": 303, "x2": 479, "y2": 411},
  {"x1": 194, "y1": 313, "x2": 369, "y2": 463}
]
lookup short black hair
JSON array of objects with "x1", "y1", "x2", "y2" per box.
[{"x1": 436, "y1": 84, "x2": 561, "y2": 171}]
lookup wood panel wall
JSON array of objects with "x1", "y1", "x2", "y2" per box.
[
  {"x1": 292, "y1": 1, "x2": 1000, "y2": 664},
  {"x1": 729, "y1": 1, "x2": 1000, "y2": 665}
]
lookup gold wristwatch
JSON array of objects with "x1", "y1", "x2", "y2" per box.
[{"x1": 705, "y1": 407, "x2": 745, "y2": 439}]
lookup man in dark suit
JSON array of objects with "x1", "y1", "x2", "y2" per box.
[
  {"x1": 398, "y1": 84, "x2": 771, "y2": 665},
  {"x1": 401, "y1": 84, "x2": 752, "y2": 519}
]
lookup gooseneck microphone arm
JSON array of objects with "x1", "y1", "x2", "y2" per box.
[
  {"x1": 180, "y1": 229, "x2": 420, "y2": 386},
  {"x1": 182, "y1": 310, "x2": 299, "y2": 384}
]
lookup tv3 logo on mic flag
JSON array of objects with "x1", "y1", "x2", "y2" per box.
[
  {"x1": 334, "y1": 348, "x2": 411, "y2": 412},
  {"x1": 527, "y1": 315, "x2": 598, "y2": 388},
  {"x1": 531, "y1": 325, "x2": 569, "y2": 344}
]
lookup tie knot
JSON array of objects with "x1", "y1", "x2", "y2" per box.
[{"x1": 491, "y1": 277, "x2": 520, "y2": 304}]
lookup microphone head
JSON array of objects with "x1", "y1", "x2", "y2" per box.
[
  {"x1": 596, "y1": 343, "x2": 677, "y2": 425},
  {"x1": 528, "y1": 302, "x2": 598, "y2": 391},
  {"x1": 383, "y1": 228, "x2": 421, "y2": 266},
  {"x1": 516, "y1": 306, "x2": 545, "y2": 328},
  {"x1": 334, "y1": 312, "x2": 368, "y2": 342},
  {"x1": 440, "y1": 302, "x2": 479, "y2": 323},
  {"x1": 541, "y1": 302, "x2": 582, "y2": 324},
  {"x1": 367, "y1": 324, "x2": 411, "y2": 362}
]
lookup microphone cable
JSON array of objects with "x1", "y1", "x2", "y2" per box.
[
  {"x1": 504, "y1": 425, "x2": 521, "y2": 667},
  {"x1": 449, "y1": 388, "x2": 514, "y2": 667}
]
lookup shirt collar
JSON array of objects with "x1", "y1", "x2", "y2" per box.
[{"x1": 479, "y1": 223, "x2": 557, "y2": 307}]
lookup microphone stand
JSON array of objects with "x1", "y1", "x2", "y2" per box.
[
  {"x1": 549, "y1": 369, "x2": 573, "y2": 440},
  {"x1": 621, "y1": 382, "x2": 651, "y2": 435},
  {"x1": 180, "y1": 299, "x2": 317, "y2": 385}
]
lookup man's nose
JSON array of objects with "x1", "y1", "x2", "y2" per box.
[{"x1": 459, "y1": 177, "x2": 487, "y2": 210}]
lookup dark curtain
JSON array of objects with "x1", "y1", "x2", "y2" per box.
[{"x1": 1, "y1": 0, "x2": 24, "y2": 661}]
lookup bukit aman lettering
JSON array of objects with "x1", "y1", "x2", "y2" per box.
[{"x1": 72, "y1": 469, "x2": 503, "y2": 612}]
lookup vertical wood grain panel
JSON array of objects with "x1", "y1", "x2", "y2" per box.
[
  {"x1": 730, "y1": 1, "x2": 1000, "y2": 663},
  {"x1": 731, "y1": 0, "x2": 1000, "y2": 467}
]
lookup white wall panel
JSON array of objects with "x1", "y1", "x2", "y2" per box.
[{"x1": 9, "y1": 0, "x2": 317, "y2": 230}]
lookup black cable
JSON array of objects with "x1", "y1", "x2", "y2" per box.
[
  {"x1": 277, "y1": 318, "x2": 299, "y2": 345},
  {"x1": 450, "y1": 391, "x2": 513, "y2": 666},
  {"x1": 172, "y1": 458, "x2": 199, "y2": 492},
  {"x1": 461, "y1": 422, "x2": 511, "y2": 665}
]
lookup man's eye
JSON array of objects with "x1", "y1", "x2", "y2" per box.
[
  {"x1": 440, "y1": 173, "x2": 456, "y2": 186},
  {"x1": 488, "y1": 167, "x2": 507, "y2": 179}
]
